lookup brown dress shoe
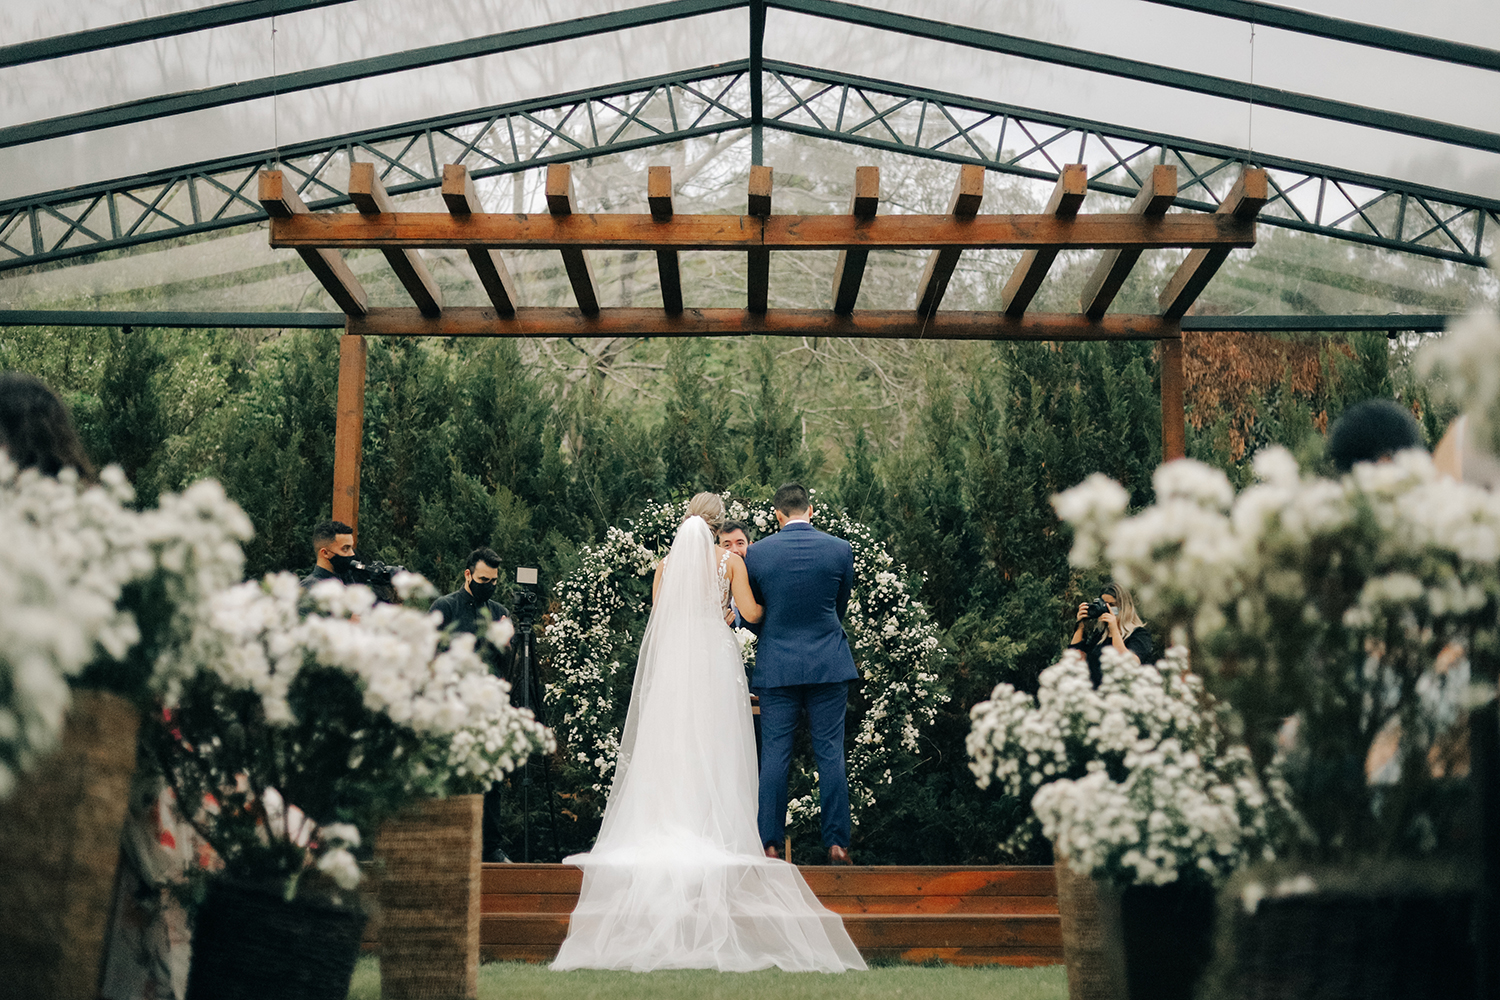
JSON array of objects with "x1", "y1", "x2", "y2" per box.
[
  {"x1": 827, "y1": 845, "x2": 852, "y2": 865},
  {"x1": 764, "y1": 844, "x2": 781, "y2": 860}
]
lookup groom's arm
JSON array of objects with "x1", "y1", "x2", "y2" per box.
[{"x1": 836, "y1": 543, "x2": 854, "y2": 620}]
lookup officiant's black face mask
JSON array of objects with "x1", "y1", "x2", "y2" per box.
[{"x1": 469, "y1": 578, "x2": 497, "y2": 603}]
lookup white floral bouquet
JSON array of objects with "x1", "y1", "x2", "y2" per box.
[
  {"x1": 969, "y1": 644, "x2": 1272, "y2": 884},
  {"x1": 143, "y1": 572, "x2": 554, "y2": 896},
  {"x1": 1053, "y1": 447, "x2": 1499, "y2": 858},
  {"x1": 0, "y1": 457, "x2": 251, "y2": 800}
]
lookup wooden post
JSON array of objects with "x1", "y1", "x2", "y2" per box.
[
  {"x1": 333, "y1": 330, "x2": 367, "y2": 535},
  {"x1": 747, "y1": 165, "x2": 773, "y2": 314},
  {"x1": 1161, "y1": 336, "x2": 1186, "y2": 462},
  {"x1": 648, "y1": 166, "x2": 683, "y2": 314}
]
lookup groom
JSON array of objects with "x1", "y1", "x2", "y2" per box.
[{"x1": 745, "y1": 482, "x2": 857, "y2": 865}]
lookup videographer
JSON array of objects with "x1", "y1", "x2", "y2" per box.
[
  {"x1": 300, "y1": 520, "x2": 356, "y2": 588},
  {"x1": 432, "y1": 549, "x2": 519, "y2": 864},
  {"x1": 1068, "y1": 582, "x2": 1154, "y2": 686},
  {"x1": 430, "y1": 547, "x2": 512, "y2": 649}
]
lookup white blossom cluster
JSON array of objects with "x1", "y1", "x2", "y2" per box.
[
  {"x1": 0, "y1": 457, "x2": 250, "y2": 799},
  {"x1": 541, "y1": 495, "x2": 948, "y2": 827},
  {"x1": 189, "y1": 572, "x2": 554, "y2": 792},
  {"x1": 968, "y1": 645, "x2": 1271, "y2": 883},
  {"x1": 1418, "y1": 287, "x2": 1500, "y2": 457},
  {"x1": 1054, "y1": 447, "x2": 1500, "y2": 689}
]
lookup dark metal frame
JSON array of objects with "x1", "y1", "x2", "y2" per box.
[
  {"x1": 0, "y1": 310, "x2": 1451, "y2": 333},
  {"x1": 4, "y1": 63, "x2": 1495, "y2": 273}
]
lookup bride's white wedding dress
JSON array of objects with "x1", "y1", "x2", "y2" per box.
[{"x1": 551, "y1": 516, "x2": 866, "y2": 973}]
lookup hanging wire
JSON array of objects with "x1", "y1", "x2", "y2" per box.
[
  {"x1": 1247, "y1": 20, "x2": 1256, "y2": 159},
  {"x1": 271, "y1": 14, "x2": 280, "y2": 167}
]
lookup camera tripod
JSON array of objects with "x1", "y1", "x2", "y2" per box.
[{"x1": 509, "y1": 611, "x2": 562, "y2": 863}]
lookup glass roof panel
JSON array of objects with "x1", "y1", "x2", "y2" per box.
[
  {"x1": 5, "y1": 131, "x2": 1493, "y2": 320},
  {"x1": 763, "y1": 1, "x2": 1500, "y2": 197}
]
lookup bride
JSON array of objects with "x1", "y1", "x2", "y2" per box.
[{"x1": 551, "y1": 493, "x2": 866, "y2": 973}]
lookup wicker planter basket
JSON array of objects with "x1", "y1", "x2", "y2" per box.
[
  {"x1": 375, "y1": 794, "x2": 483, "y2": 1000},
  {"x1": 1204, "y1": 862, "x2": 1478, "y2": 1000},
  {"x1": 1053, "y1": 856, "x2": 1127, "y2": 1000},
  {"x1": 0, "y1": 690, "x2": 140, "y2": 1000},
  {"x1": 185, "y1": 878, "x2": 366, "y2": 1000}
]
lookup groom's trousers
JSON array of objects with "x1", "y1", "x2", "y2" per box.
[{"x1": 757, "y1": 681, "x2": 851, "y2": 851}]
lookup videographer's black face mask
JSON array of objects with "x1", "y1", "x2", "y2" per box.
[
  {"x1": 329, "y1": 552, "x2": 357, "y2": 576},
  {"x1": 469, "y1": 578, "x2": 497, "y2": 603}
]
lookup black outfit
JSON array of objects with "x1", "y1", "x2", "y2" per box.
[
  {"x1": 1071, "y1": 626, "x2": 1155, "y2": 687},
  {"x1": 299, "y1": 565, "x2": 343, "y2": 589},
  {"x1": 431, "y1": 586, "x2": 515, "y2": 863},
  {"x1": 430, "y1": 588, "x2": 510, "y2": 643}
]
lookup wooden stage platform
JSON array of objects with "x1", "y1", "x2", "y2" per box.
[{"x1": 401, "y1": 863, "x2": 1062, "y2": 967}]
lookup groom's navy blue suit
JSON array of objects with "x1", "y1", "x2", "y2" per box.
[{"x1": 745, "y1": 520, "x2": 858, "y2": 851}]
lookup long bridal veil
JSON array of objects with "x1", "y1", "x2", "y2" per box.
[{"x1": 551, "y1": 516, "x2": 865, "y2": 973}]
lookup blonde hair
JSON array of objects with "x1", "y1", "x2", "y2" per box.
[
  {"x1": 685, "y1": 492, "x2": 725, "y2": 531},
  {"x1": 1103, "y1": 582, "x2": 1145, "y2": 635}
]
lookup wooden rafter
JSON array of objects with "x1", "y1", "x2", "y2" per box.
[
  {"x1": 1080, "y1": 164, "x2": 1178, "y2": 320},
  {"x1": 648, "y1": 166, "x2": 683, "y2": 314},
  {"x1": 269, "y1": 210, "x2": 1253, "y2": 252},
  {"x1": 831, "y1": 166, "x2": 880, "y2": 315},
  {"x1": 914, "y1": 165, "x2": 985, "y2": 317},
  {"x1": 348, "y1": 163, "x2": 443, "y2": 318},
  {"x1": 442, "y1": 164, "x2": 519, "y2": 317},
  {"x1": 1159, "y1": 168, "x2": 1269, "y2": 320},
  {"x1": 346, "y1": 307, "x2": 1182, "y2": 341},
  {"x1": 546, "y1": 164, "x2": 600, "y2": 316},
  {"x1": 259, "y1": 171, "x2": 368, "y2": 316},
  {"x1": 1000, "y1": 164, "x2": 1087, "y2": 318},
  {"x1": 747, "y1": 165, "x2": 773, "y2": 314}
]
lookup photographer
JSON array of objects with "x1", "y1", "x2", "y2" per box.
[
  {"x1": 1069, "y1": 582, "x2": 1154, "y2": 686},
  {"x1": 300, "y1": 520, "x2": 356, "y2": 588}
]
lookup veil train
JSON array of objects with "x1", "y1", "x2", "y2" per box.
[{"x1": 551, "y1": 516, "x2": 865, "y2": 972}]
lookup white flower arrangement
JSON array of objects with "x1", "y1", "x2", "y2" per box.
[
  {"x1": 1052, "y1": 443, "x2": 1500, "y2": 856},
  {"x1": 541, "y1": 495, "x2": 948, "y2": 829},
  {"x1": 968, "y1": 645, "x2": 1273, "y2": 885},
  {"x1": 147, "y1": 572, "x2": 554, "y2": 892},
  {"x1": 0, "y1": 457, "x2": 251, "y2": 800}
]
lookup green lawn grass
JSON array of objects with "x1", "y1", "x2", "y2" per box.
[{"x1": 347, "y1": 957, "x2": 1067, "y2": 1000}]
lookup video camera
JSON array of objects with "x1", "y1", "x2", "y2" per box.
[
  {"x1": 346, "y1": 556, "x2": 407, "y2": 589},
  {"x1": 511, "y1": 566, "x2": 541, "y2": 627}
]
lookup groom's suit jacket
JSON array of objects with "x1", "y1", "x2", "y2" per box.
[{"x1": 744, "y1": 521, "x2": 858, "y2": 689}]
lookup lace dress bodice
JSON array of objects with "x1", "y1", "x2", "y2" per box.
[{"x1": 717, "y1": 549, "x2": 733, "y2": 613}]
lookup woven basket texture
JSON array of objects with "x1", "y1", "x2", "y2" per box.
[
  {"x1": 1054, "y1": 857, "x2": 1127, "y2": 1000},
  {"x1": 184, "y1": 878, "x2": 366, "y2": 1000},
  {"x1": 0, "y1": 690, "x2": 139, "y2": 1000},
  {"x1": 376, "y1": 794, "x2": 482, "y2": 1000},
  {"x1": 1219, "y1": 891, "x2": 1476, "y2": 1000}
]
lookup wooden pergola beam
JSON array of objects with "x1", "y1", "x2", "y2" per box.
[
  {"x1": 346, "y1": 306, "x2": 1182, "y2": 341},
  {"x1": 545, "y1": 164, "x2": 600, "y2": 316},
  {"x1": 915, "y1": 165, "x2": 985, "y2": 316},
  {"x1": 832, "y1": 166, "x2": 880, "y2": 315},
  {"x1": 1000, "y1": 164, "x2": 1087, "y2": 318},
  {"x1": 1159, "y1": 167, "x2": 1269, "y2": 321},
  {"x1": 348, "y1": 163, "x2": 443, "y2": 318},
  {"x1": 442, "y1": 164, "x2": 518, "y2": 317},
  {"x1": 268, "y1": 209, "x2": 1253, "y2": 252},
  {"x1": 747, "y1": 165, "x2": 772, "y2": 314},
  {"x1": 1080, "y1": 164, "x2": 1178, "y2": 320},
  {"x1": 333, "y1": 330, "x2": 367, "y2": 535},
  {"x1": 258, "y1": 171, "x2": 368, "y2": 317},
  {"x1": 648, "y1": 166, "x2": 682, "y2": 314}
]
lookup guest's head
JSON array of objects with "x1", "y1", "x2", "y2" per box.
[
  {"x1": 719, "y1": 519, "x2": 751, "y2": 557},
  {"x1": 0, "y1": 372, "x2": 95, "y2": 479},
  {"x1": 685, "y1": 492, "x2": 725, "y2": 531},
  {"x1": 1327, "y1": 398, "x2": 1424, "y2": 473},
  {"x1": 772, "y1": 482, "x2": 811, "y2": 525},
  {"x1": 1100, "y1": 582, "x2": 1145, "y2": 635}
]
